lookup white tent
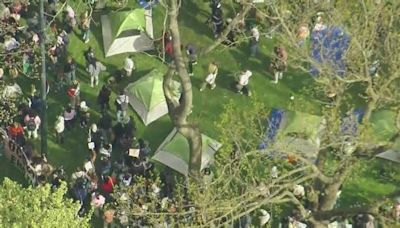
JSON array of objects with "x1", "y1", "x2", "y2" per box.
[
  {"x1": 101, "y1": 9, "x2": 154, "y2": 57},
  {"x1": 152, "y1": 128, "x2": 222, "y2": 175}
]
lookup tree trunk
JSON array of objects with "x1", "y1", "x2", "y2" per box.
[
  {"x1": 39, "y1": 0, "x2": 48, "y2": 156},
  {"x1": 165, "y1": 0, "x2": 203, "y2": 177}
]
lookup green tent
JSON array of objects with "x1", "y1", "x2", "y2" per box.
[
  {"x1": 275, "y1": 110, "x2": 324, "y2": 161},
  {"x1": 152, "y1": 128, "x2": 222, "y2": 175},
  {"x1": 125, "y1": 69, "x2": 180, "y2": 125},
  {"x1": 367, "y1": 110, "x2": 397, "y2": 144},
  {"x1": 101, "y1": 9, "x2": 154, "y2": 57}
]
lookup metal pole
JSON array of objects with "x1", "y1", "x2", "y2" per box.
[{"x1": 39, "y1": 0, "x2": 48, "y2": 156}]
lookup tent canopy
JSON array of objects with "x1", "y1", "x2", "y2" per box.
[
  {"x1": 101, "y1": 9, "x2": 154, "y2": 57},
  {"x1": 367, "y1": 110, "x2": 397, "y2": 144},
  {"x1": 109, "y1": 10, "x2": 146, "y2": 39},
  {"x1": 152, "y1": 128, "x2": 222, "y2": 175},
  {"x1": 125, "y1": 69, "x2": 180, "y2": 125}
]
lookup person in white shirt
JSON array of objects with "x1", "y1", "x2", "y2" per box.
[
  {"x1": 54, "y1": 115, "x2": 65, "y2": 144},
  {"x1": 87, "y1": 59, "x2": 107, "y2": 87},
  {"x1": 123, "y1": 55, "x2": 135, "y2": 77},
  {"x1": 236, "y1": 70, "x2": 253, "y2": 96}
]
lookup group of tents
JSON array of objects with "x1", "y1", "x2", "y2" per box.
[{"x1": 98, "y1": 8, "x2": 398, "y2": 176}]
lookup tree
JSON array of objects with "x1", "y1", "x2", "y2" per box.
[
  {"x1": 0, "y1": 178, "x2": 91, "y2": 227},
  {"x1": 113, "y1": 0, "x2": 400, "y2": 227},
  {"x1": 162, "y1": 0, "x2": 203, "y2": 177}
]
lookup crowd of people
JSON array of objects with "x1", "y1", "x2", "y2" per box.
[{"x1": 1, "y1": 0, "x2": 399, "y2": 227}]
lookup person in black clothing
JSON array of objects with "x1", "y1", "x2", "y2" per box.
[
  {"x1": 209, "y1": 3, "x2": 223, "y2": 37},
  {"x1": 84, "y1": 47, "x2": 95, "y2": 66},
  {"x1": 97, "y1": 84, "x2": 111, "y2": 113}
]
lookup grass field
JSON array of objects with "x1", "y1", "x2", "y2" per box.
[{"x1": 1, "y1": 0, "x2": 399, "y2": 221}]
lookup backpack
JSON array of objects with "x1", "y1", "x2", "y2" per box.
[{"x1": 27, "y1": 117, "x2": 36, "y2": 131}]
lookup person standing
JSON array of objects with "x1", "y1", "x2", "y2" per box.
[
  {"x1": 24, "y1": 111, "x2": 41, "y2": 139},
  {"x1": 103, "y1": 206, "x2": 116, "y2": 228},
  {"x1": 90, "y1": 192, "x2": 105, "y2": 217},
  {"x1": 270, "y1": 45, "x2": 287, "y2": 84},
  {"x1": 87, "y1": 59, "x2": 107, "y2": 87},
  {"x1": 54, "y1": 114, "x2": 65, "y2": 144},
  {"x1": 115, "y1": 90, "x2": 129, "y2": 123},
  {"x1": 81, "y1": 11, "x2": 91, "y2": 43},
  {"x1": 67, "y1": 80, "x2": 80, "y2": 107},
  {"x1": 97, "y1": 85, "x2": 111, "y2": 113},
  {"x1": 210, "y1": 3, "x2": 223, "y2": 37},
  {"x1": 7, "y1": 122, "x2": 25, "y2": 146},
  {"x1": 186, "y1": 44, "x2": 197, "y2": 76},
  {"x1": 64, "y1": 57, "x2": 76, "y2": 85},
  {"x1": 250, "y1": 27, "x2": 260, "y2": 57},
  {"x1": 123, "y1": 55, "x2": 135, "y2": 77},
  {"x1": 63, "y1": 105, "x2": 76, "y2": 130},
  {"x1": 200, "y1": 62, "x2": 218, "y2": 91},
  {"x1": 236, "y1": 70, "x2": 253, "y2": 96}
]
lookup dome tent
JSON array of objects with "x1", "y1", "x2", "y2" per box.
[
  {"x1": 152, "y1": 128, "x2": 222, "y2": 176},
  {"x1": 101, "y1": 9, "x2": 154, "y2": 57},
  {"x1": 124, "y1": 69, "x2": 181, "y2": 125}
]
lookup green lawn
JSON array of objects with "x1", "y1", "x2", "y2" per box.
[{"x1": 1, "y1": 0, "x2": 399, "y2": 219}]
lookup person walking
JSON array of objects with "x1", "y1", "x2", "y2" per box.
[
  {"x1": 200, "y1": 62, "x2": 218, "y2": 91},
  {"x1": 81, "y1": 11, "x2": 91, "y2": 43},
  {"x1": 270, "y1": 45, "x2": 288, "y2": 84},
  {"x1": 54, "y1": 114, "x2": 65, "y2": 144},
  {"x1": 123, "y1": 55, "x2": 135, "y2": 77},
  {"x1": 87, "y1": 58, "x2": 107, "y2": 87},
  {"x1": 236, "y1": 70, "x2": 253, "y2": 96}
]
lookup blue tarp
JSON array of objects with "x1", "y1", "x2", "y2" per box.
[
  {"x1": 310, "y1": 27, "x2": 350, "y2": 76},
  {"x1": 258, "y1": 109, "x2": 285, "y2": 150},
  {"x1": 138, "y1": 0, "x2": 159, "y2": 9}
]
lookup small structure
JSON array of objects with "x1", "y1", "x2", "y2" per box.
[
  {"x1": 124, "y1": 69, "x2": 181, "y2": 125},
  {"x1": 152, "y1": 128, "x2": 222, "y2": 175},
  {"x1": 101, "y1": 9, "x2": 154, "y2": 57}
]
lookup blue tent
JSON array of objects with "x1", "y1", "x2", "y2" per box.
[{"x1": 310, "y1": 27, "x2": 350, "y2": 76}]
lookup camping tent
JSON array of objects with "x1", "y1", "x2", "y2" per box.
[
  {"x1": 259, "y1": 109, "x2": 324, "y2": 161},
  {"x1": 125, "y1": 69, "x2": 180, "y2": 125},
  {"x1": 101, "y1": 9, "x2": 154, "y2": 57},
  {"x1": 152, "y1": 128, "x2": 222, "y2": 175}
]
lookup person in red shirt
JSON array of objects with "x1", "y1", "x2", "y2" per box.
[
  {"x1": 101, "y1": 175, "x2": 117, "y2": 194},
  {"x1": 7, "y1": 122, "x2": 25, "y2": 146}
]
